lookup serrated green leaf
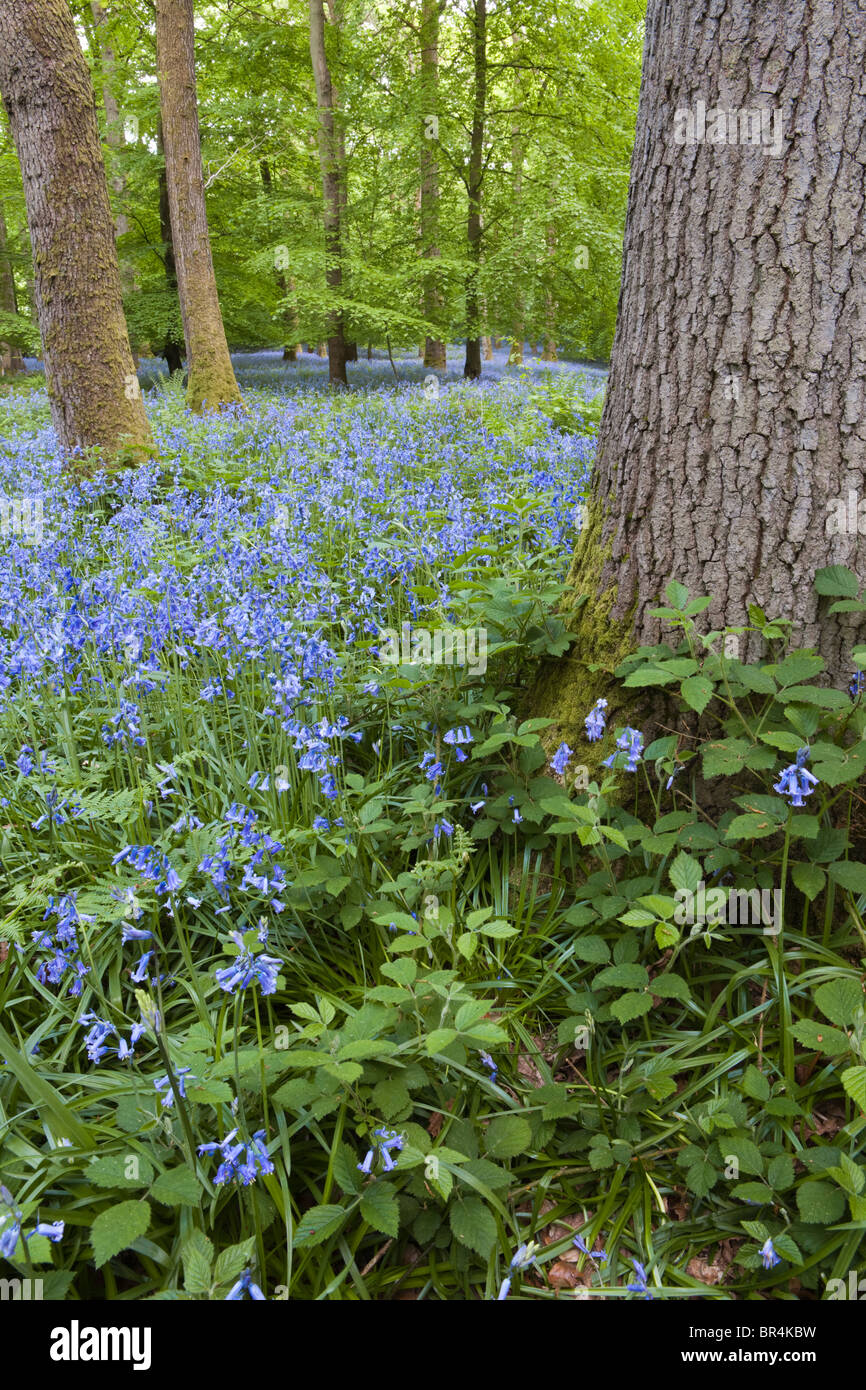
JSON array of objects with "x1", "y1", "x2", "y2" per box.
[
  {"x1": 449, "y1": 1198, "x2": 498, "y2": 1257},
  {"x1": 91, "y1": 1200, "x2": 151, "y2": 1269},
  {"x1": 360, "y1": 1182, "x2": 400, "y2": 1237},
  {"x1": 485, "y1": 1114, "x2": 532, "y2": 1160}
]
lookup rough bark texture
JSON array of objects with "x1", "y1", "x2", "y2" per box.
[
  {"x1": 0, "y1": 0, "x2": 151, "y2": 458},
  {"x1": 536, "y1": 0, "x2": 866, "y2": 743},
  {"x1": 157, "y1": 119, "x2": 184, "y2": 377},
  {"x1": 155, "y1": 0, "x2": 241, "y2": 413},
  {"x1": 463, "y1": 0, "x2": 486, "y2": 381},
  {"x1": 0, "y1": 200, "x2": 24, "y2": 374},
  {"x1": 420, "y1": 0, "x2": 446, "y2": 371},
  {"x1": 310, "y1": 0, "x2": 348, "y2": 386}
]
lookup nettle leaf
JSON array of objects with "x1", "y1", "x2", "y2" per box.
[
  {"x1": 741, "y1": 1066, "x2": 770, "y2": 1102},
  {"x1": 724, "y1": 813, "x2": 780, "y2": 842},
  {"x1": 294, "y1": 1203, "x2": 346, "y2": 1247},
  {"x1": 181, "y1": 1229, "x2": 214, "y2": 1295},
  {"x1": 680, "y1": 675, "x2": 715, "y2": 714},
  {"x1": 815, "y1": 978, "x2": 863, "y2": 1027},
  {"x1": 449, "y1": 1198, "x2": 498, "y2": 1258},
  {"x1": 360, "y1": 1181, "x2": 400, "y2": 1238},
  {"x1": 371, "y1": 1077, "x2": 412, "y2": 1121},
  {"x1": 720, "y1": 1135, "x2": 764, "y2": 1177},
  {"x1": 828, "y1": 861, "x2": 866, "y2": 895},
  {"x1": 842, "y1": 1066, "x2": 866, "y2": 1113},
  {"x1": 484, "y1": 1114, "x2": 532, "y2": 1160},
  {"x1": 796, "y1": 1180, "x2": 846, "y2": 1224},
  {"x1": 213, "y1": 1238, "x2": 256, "y2": 1288},
  {"x1": 814, "y1": 565, "x2": 860, "y2": 598},
  {"x1": 610, "y1": 992, "x2": 653, "y2": 1024},
  {"x1": 685, "y1": 1160, "x2": 719, "y2": 1196},
  {"x1": 702, "y1": 739, "x2": 750, "y2": 777},
  {"x1": 650, "y1": 973, "x2": 690, "y2": 1002},
  {"x1": 150, "y1": 1167, "x2": 201, "y2": 1207},
  {"x1": 87, "y1": 1153, "x2": 155, "y2": 1189},
  {"x1": 767, "y1": 1154, "x2": 796, "y2": 1190},
  {"x1": 790, "y1": 1019, "x2": 850, "y2": 1057},
  {"x1": 669, "y1": 851, "x2": 703, "y2": 895},
  {"x1": 791, "y1": 862, "x2": 826, "y2": 901},
  {"x1": 91, "y1": 1199, "x2": 151, "y2": 1269},
  {"x1": 594, "y1": 963, "x2": 649, "y2": 990},
  {"x1": 571, "y1": 935, "x2": 611, "y2": 963}
]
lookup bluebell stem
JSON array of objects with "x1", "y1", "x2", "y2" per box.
[{"x1": 496, "y1": 1239, "x2": 540, "y2": 1300}]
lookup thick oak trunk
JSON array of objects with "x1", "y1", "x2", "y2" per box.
[
  {"x1": 463, "y1": 0, "x2": 485, "y2": 381},
  {"x1": 0, "y1": 0, "x2": 151, "y2": 459},
  {"x1": 309, "y1": 0, "x2": 348, "y2": 387},
  {"x1": 155, "y1": 0, "x2": 241, "y2": 413},
  {"x1": 538, "y1": 0, "x2": 866, "y2": 739}
]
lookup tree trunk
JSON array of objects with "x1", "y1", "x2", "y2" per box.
[
  {"x1": 309, "y1": 0, "x2": 348, "y2": 387},
  {"x1": 155, "y1": 0, "x2": 241, "y2": 412},
  {"x1": 0, "y1": 0, "x2": 151, "y2": 459},
  {"x1": 0, "y1": 201, "x2": 24, "y2": 374},
  {"x1": 536, "y1": 0, "x2": 866, "y2": 738},
  {"x1": 260, "y1": 158, "x2": 301, "y2": 359},
  {"x1": 90, "y1": 0, "x2": 134, "y2": 300},
  {"x1": 507, "y1": 119, "x2": 525, "y2": 367},
  {"x1": 482, "y1": 333, "x2": 493, "y2": 361},
  {"x1": 420, "y1": 0, "x2": 446, "y2": 371},
  {"x1": 541, "y1": 221, "x2": 558, "y2": 360},
  {"x1": 157, "y1": 118, "x2": 184, "y2": 377},
  {"x1": 463, "y1": 0, "x2": 485, "y2": 381}
]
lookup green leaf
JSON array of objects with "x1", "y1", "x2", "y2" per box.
[
  {"x1": 181, "y1": 1229, "x2": 214, "y2": 1294},
  {"x1": 790, "y1": 1019, "x2": 851, "y2": 1057},
  {"x1": 571, "y1": 935, "x2": 610, "y2": 963},
  {"x1": 720, "y1": 1135, "x2": 764, "y2": 1177},
  {"x1": 680, "y1": 675, "x2": 715, "y2": 713},
  {"x1": 791, "y1": 862, "x2": 826, "y2": 902},
  {"x1": 485, "y1": 1114, "x2": 532, "y2": 1160},
  {"x1": 650, "y1": 972, "x2": 690, "y2": 1001},
  {"x1": 654, "y1": 921, "x2": 680, "y2": 950},
  {"x1": 371, "y1": 1077, "x2": 412, "y2": 1121},
  {"x1": 151, "y1": 1167, "x2": 201, "y2": 1207},
  {"x1": 213, "y1": 1238, "x2": 256, "y2": 1288},
  {"x1": 767, "y1": 1154, "x2": 796, "y2": 1190},
  {"x1": 842, "y1": 1066, "x2": 866, "y2": 1113},
  {"x1": 86, "y1": 1154, "x2": 155, "y2": 1189},
  {"x1": 815, "y1": 978, "x2": 863, "y2": 1027},
  {"x1": 669, "y1": 852, "x2": 703, "y2": 895},
  {"x1": 426, "y1": 1028, "x2": 458, "y2": 1054},
  {"x1": 814, "y1": 565, "x2": 859, "y2": 598},
  {"x1": 725, "y1": 813, "x2": 780, "y2": 842},
  {"x1": 796, "y1": 1180, "x2": 846, "y2": 1224},
  {"x1": 360, "y1": 1182, "x2": 400, "y2": 1238},
  {"x1": 294, "y1": 1204, "x2": 346, "y2": 1247},
  {"x1": 828, "y1": 861, "x2": 866, "y2": 896},
  {"x1": 91, "y1": 1200, "x2": 151, "y2": 1269},
  {"x1": 741, "y1": 1066, "x2": 770, "y2": 1102},
  {"x1": 610, "y1": 992, "x2": 652, "y2": 1024},
  {"x1": 594, "y1": 963, "x2": 649, "y2": 990},
  {"x1": 449, "y1": 1198, "x2": 498, "y2": 1258},
  {"x1": 702, "y1": 739, "x2": 751, "y2": 777}
]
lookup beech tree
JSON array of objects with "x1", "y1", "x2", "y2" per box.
[
  {"x1": 419, "y1": 0, "x2": 446, "y2": 371},
  {"x1": 155, "y1": 0, "x2": 242, "y2": 412},
  {"x1": 535, "y1": 0, "x2": 866, "y2": 741},
  {"x1": 0, "y1": 0, "x2": 151, "y2": 458},
  {"x1": 309, "y1": 0, "x2": 348, "y2": 386},
  {"x1": 463, "y1": 0, "x2": 486, "y2": 380}
]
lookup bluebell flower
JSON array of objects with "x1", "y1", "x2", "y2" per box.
[
  {"x1": 215, "y1": 931, "x2": 282, "y2": 996},
  {"x1": 760, "y1": 1236, "x2": 781, "y2": 1270},
  {"x1": 225, "y1": 1269, "x2": 266, "y2": 1300},
  {"x1": 573, "y1": 1232, "x2": 608, "y2": 1263},
  {"x1": 153, "y1": 1067, "x2": 191, "y2": 1108},
  {"x1": 357, "y1": 1128, "x2": 405, "y2": 1175},
  {"x1": 627, "y1": 1257, "x2": 653, "y2": 1298},
  {"x1": 479, "y1": 1050, "x2": 498, "y2": 1082},
  {"x1": 550, "y1": 741, "x2": 572, "y2": 776},
  {"x1": 602, "y1": 727, "x2": 644, "y2": 772},
  {"x1": 496, "y1": 1240, "x2": 540, "y2": 1300},
  {"x1": 773, "y1": 746, "x2": 818, "y2": 807},
  {"x1": 850, "y1": 670, "x2": 865, "y2": 698},
  {"x1": 584, "y1": 698, "x2": 607, "y2": 742}
]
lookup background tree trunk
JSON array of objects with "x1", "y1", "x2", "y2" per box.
[
  {"x1": 463, "y1": 0, "x2": 485, "y2": 381},
  {"x1": 0, "y1": 0, "x2": 151, "y2": 458},
  {"x1": 155, "y1": 0, "x2": 241, "y2": 412},
  {"x1": 420, "y1": 0, "x2": 446, "y2": 371},
  {"x1": 310, "y1": 0, "x2": 348, "y2": 386},
  {"x1": 536, "y1": 0, "x2": 866, "y2": 739},
  {"x1": 157, "y1": 118, "x2": 184, "y2": 377},
  {"x1": 0, "y1": 201, "x2": 24, "y2": 374},
  {"x1": 507, "y1": 122, "x2": 525, "y2": 367},
  {"x1": 260, "y1": 158, "x2": 301, "y2": 361},
  {"x1": 90, "y1": 1, "x2": 135, "y2": 299}
]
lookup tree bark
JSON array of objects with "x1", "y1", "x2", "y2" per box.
[
  {"x1": 507, "y1": 120, "x2": 525, "y2": 367},
  {"x1": 463, "y1": 0, "x2": 486, "y2": 381},
  {"x1": 260, "y1": 159, "x2": 301, "y2": 360},
  {"x1": 0, "y1": 0, "x2": 151, "y2": 459},
  {"x1": 157, "y1": 118, "x2": 184, "y2": 377},
  {"x1": 309, "y1": 0, "x2": 348, "y2": 386},
  {"x1": 155, "y1": 0, "x2": 241, "y2": 412},
  {"x1": 420, "y1": 0, "x2": 446, "y2": 371},
  {"x1": 0, "y1": 201, "x2": 24, "y2": 374},
  {"x1": 538, "y1": 0, "x2": 866, "y2": 734}
]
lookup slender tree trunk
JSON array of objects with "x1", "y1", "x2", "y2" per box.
[
  {"x1": 0, "y1": 201, "x2": 24, "y2": 374},
  {"x1": 536, "y1": 0, "x2": 866, "y2": 737},
  {"x1": 157, "y1": 119, "x2": 184, "y2": 377},
  {"x1": 309, "y1": 0, "x2": 347, "y2": 386},
  {"x1": 0, "y1": 0, "x2": 151, "y2": 459},
  {"x1": 508, "y1": 115, "x2": 525, "y2": 367},
  {"x1": 420, "y1": 0, "x2": 446, "y2": 371},
  {"x1": 541, "y1": 221, "x2": 558, "y2": 360},
  {"x1": 463, "y1": 0, "x2": 486, "y2": 380},
  {"x1": 90, "y1": 0, "x2": 134, "y2": 301},
  {"x1": 155, "y1": 0, "x2": 241, "y2": 412},
  {"x1": 260, "y1": 159, "x2": 301, "y2": 360}
]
